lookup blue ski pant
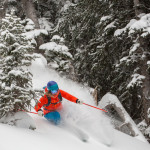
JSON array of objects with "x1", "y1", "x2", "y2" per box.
[{"x1": 44, "y1": 111, "x2": 61, "y2": 125}]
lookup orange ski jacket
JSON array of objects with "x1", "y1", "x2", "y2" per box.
[{"x1": 34, "y1": 89, "x2": 78, "y2": 115}]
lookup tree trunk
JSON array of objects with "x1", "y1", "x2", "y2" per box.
[
  {"x1": 141, "y1": 62, "x2": 150, "y2": 125},
  {"x1": 92, "y1": 86, "x2": 98, "y2": 106},
  {"x1": 140, "y1": 48, "x2": 150, "y2": 124},
  {"x1": 20, "y1": 0, "x2": 44, "y2": 53},
  {"x1": 137, "y1": 37, "x2": 150, "y2": 125},
  {"x1": 0, "y1": 0, "x2": 8, "y2": 25},
  {"x1": 133, "y1": 0, "x2": 143, "y2": 17},
  {"x1": 21, "y1": 0, "x2": 39, "y2": 29},
  {"x1": 0, "y1": 7, "x2": 4, "y2": 24}
]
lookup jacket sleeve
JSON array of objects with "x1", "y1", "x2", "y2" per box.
[
  {"x1": 60, "y1": 89, "x2": 78, "y2": 103},
  {"x1": 34, "y1": 96, "x2": 46, "y2": 112}
]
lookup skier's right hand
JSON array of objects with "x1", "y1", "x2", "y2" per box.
[
  {"x1": 38, "y1": 109, "x2": 44, "y2": 117},
  {"x1": 76, "y1": 99, "x2": 83, "y2": 105}
]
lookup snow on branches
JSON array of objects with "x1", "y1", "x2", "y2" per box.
[{"x1": 0, "y1": 12, "x2": 35, "y2": 118}]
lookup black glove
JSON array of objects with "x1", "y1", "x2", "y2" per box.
[
  {"x1": 38, "y1": 109, "x2": 44, "y2": 117},
  {"x1": 76, "y1": 99, "x2": 83, "y2": 105}
]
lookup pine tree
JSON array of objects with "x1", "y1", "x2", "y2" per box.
[
  {"x1": 55, "y1": 0, "x2": 150, "y2": 124},
  {"x1": 40, "y1": 35, "x2": 73, "y2": 76},
  {"x1": 0, "y1": 11, "x2": 34, "y2": 117},
  {"x1": 57, "y1": 0, "x2": 135, "y2": 96}
]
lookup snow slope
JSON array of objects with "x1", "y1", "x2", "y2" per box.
[
  {"x1": 0, "y1": 54, "x2": 150, "y2": 150},
  {"x1": 0, "y1": 114, "x2": 150, "y2": 150},
  {"x1": 30, "y1": 54, "x2": 114, "y2": 146}
]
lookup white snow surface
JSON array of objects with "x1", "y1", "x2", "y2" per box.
[
  {"x1": 114, "y1": 13, "x2": 150, "y2": 36},
  {"x1": 23, "y1": 29, "x2": 48, "y2": 39},
  {"x1": 38, "y1": 18, "x2": 53, "y2": 31},
  {"x1": 127, "y1": 73, "x2": 145, "y2": 88},
  {"x1": 100, "y1": 15, "x2": 112, "y2": 22},
  {"x1": 0, "y1": 54, "x2": 150, "y2": 150},
  {"x1": 60, "y1": 1, "x2": 76, "y2": 13},
  {"x1": 39, "y1": 41, "x2": 72, "y2": 58}
]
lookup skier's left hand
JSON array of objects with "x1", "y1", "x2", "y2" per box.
[
  {"x1": 38, "y1": 109, "x2": 44, "y2": 117},
  {"x1": 76, "y1": 99, "x2": 83, "y2": 105}
]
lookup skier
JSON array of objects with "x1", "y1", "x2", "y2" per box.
[{"x1": 34, "y1": 81, "x2": 83, "y2": 125}]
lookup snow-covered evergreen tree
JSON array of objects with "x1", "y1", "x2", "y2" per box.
[
  {"x1": 53, "y1": 0, "x2": 150, "y2": 140},
  {"x1": 57, "y1": 0, "x2": 125, "y2": 95},
  {"x1": 111, "y1": 14, "x2": 150, "y2": 138},
  {"x1": 39, "y1": 35, "x2": 73, "y2": 76},
  {"x1": 0, "y1": 11, "x2": 34, "y2": 117}
]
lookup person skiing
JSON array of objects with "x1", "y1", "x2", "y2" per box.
[{"x1": 34, "y1": 81, "x2": 83, "y2": 125}]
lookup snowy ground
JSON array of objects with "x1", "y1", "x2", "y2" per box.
[
  {"x1": 0, "y1": 54, "x2": 150, "y2": 150},
  {"x1": 1, "y1": 114, "x2": 150, "y2": 150}
]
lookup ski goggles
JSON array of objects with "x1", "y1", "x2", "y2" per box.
[{"x1": 48, "y1": 89, "x2": 59, "y2": 95}]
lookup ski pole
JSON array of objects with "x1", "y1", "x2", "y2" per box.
[
  {"x1": 18, "y1": 109, "x2": 38, "y2": 114},
  {"x1": 83, "y1": 103, "x2": 107, "y2": 112}
]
